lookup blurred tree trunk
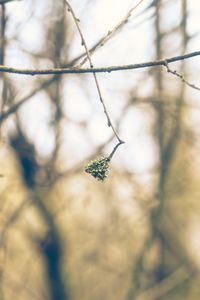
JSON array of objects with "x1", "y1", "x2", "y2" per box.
[
  {"x1": 3, "y1": 1, "x2": 70, "y2": 300},
  {"x1": 127, "y1": 1, "x2": 192, "y2": 299}
]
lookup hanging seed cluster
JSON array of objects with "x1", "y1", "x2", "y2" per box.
[{"x1": 85, "y1": 157, "x2": 110, "y2": 181}]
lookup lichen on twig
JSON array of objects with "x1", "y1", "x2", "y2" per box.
[
  {"x1": 85, "y1": 140, "x2": 124, "y2": 181},
  {"x1": 85, "y1": 156, "x2": 110, "y2": 181}
]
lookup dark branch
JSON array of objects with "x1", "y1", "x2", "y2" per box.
[{"x1": 0, "y1": 51, "x2": 199, "y2": 76}]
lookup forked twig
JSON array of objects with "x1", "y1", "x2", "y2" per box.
[
  {"x1": 65, "y1": 0, "x2": 124, "y2": 146},
  {"x1": 164, "y1": 61, "x2": 200, "y2": 91},
  {"x1": 76, "y1": 0, "x2": 146, "y2": 68},
  {"x1": 0, "y1": 0, "x2": 145, "y2": 126},
  {"x1": 1, "y1": 51, "x2": 200, "y2": 125},
  {"x1": 0, "y1": 51, "x2": 200, "y2": 76}
]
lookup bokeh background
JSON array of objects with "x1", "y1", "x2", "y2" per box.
[{"x1": 0, "y1": 0, "x2": 200, "y2": 299}]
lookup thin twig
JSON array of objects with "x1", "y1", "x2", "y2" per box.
[
  {"x1": 108, "y1": 141, "x2": 124, "y2": 160},
  {"x1": 53, "y1": 94, "x2": 131, "y2": 183},
  {"x1": 0, "y1": 51, "x2": 200, "y2": 125},
  {"x1": 0, "y1": 0, "x2": 146, "y2": 124},
  {"x1": 164, "y1": 60, "x2": 200, "y2": 91},
  {"x1": 0, "y1": 50, "x2": 199, "y2": 76},
  {"x1": 76, "y1": 0, "x2": 146, "y2": 68},
  {"x1": 65, "y1": 0, "x2": 123, "y2": 144}
]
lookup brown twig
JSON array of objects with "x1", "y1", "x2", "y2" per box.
[
  {"x1": 164, "y1": 60, "x2": 200, "y2": 91},
  {"x1": 0, "y1": 0, "x2": 146, "y2": 125},
  {"x1": 0, "y1": 51, "x2": 200, "y2": 126},
  {"x1": 65, "y1": 0, "x2": 123, "y2": 145},
  {"x1": 108, "y1": 141, "x2": 124, "y2": 160},
  {"x1": 76, "y1": 0, "x2": 146, "y2": 68},
  {"x1": 0, "y1": 51, "x2": 199, "y2": 76},
  {"x1": 53, "y1": 93, "x2": 131, "y2": 183}
]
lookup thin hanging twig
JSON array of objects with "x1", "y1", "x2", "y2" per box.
[
  {"x1": 65, "y1": 0, "x2": 124, "y2": 145},
  {"x1": 0, "y1": 0, "x2": 146, "y2": 126}
]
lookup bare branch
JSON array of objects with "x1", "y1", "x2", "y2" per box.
[
  {"x1": 0, "y1": 51, "x2": 199, "y2": 76},
  {"x1": 164, "y1": 61, "x2": 200, "y2": 91},
  {"x1": 0, "y1": 0, "x2": 146, "y2": 124},
  {"x1": 77, "y1": 0, "x2": 146, "y2": 68},
  {"x1": 65, "y1": 0, "x2": 123, "y2": 144}
]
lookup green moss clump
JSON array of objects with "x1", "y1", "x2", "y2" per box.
[{"x1": 85, "y1": 157, "x2": 110, "y2": 181}]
